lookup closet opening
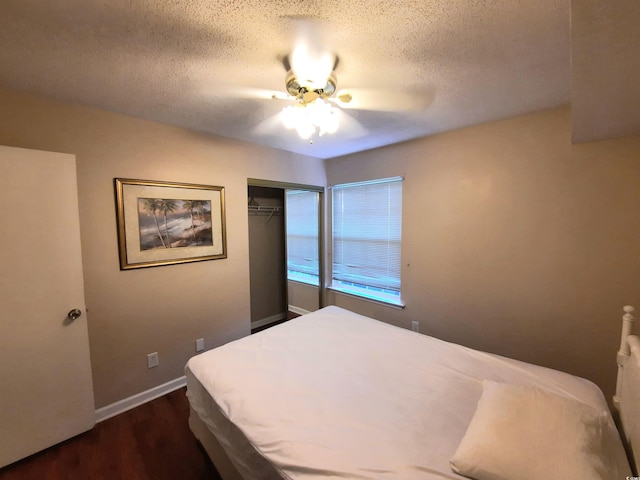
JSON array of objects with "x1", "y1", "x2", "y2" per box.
[{"x1": 247, "y1": 179, "x2": 324, "y2": 333}]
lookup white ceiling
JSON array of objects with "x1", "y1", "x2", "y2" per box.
[{"x1": 0, "y1": 1, "x2": 637, "y2": 159}]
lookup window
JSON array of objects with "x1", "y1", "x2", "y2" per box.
[
  {"x1": 331, "y1": 177, "x2": 403, "y2": 306},
  {"x1": 285, "y1": 190, "x2": 319, "y2": 285}
]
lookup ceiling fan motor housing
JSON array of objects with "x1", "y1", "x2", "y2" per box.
[{"x1": 285, "y1": 69, "x2": 337, "y2": 103}]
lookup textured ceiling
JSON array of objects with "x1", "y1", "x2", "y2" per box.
[{"x1": 0, "y1": 1, "x2": 633, "y2": 159}]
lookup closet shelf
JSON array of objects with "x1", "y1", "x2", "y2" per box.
[
  {"x1": 248, "y1": 205, "x2": 283, "y2": 223},
  {"x1": 248, "y1": 205, "x2": 283, "y2": 213}
]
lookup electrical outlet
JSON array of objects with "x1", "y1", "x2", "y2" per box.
[
  {"x1": 196, "y1": 338, "x2": 205, "y2": 352},
  {"x1": 411, "y1": 321, "x2": 420, "y2": 333},
  {"x1": 147, "y1": 352, "x2": 159, "y2": 368}
]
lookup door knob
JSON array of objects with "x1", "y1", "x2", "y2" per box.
[{"x1": 67, "y1": 309, "x2": 82, "y2": 321}]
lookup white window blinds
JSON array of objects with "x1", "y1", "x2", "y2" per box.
[
  {"x1": 285, "y1": 190, "x2": 319, "y2": 285},
  {"x1": 331, "y1": 177, "x2": 403, "y2": 303}
]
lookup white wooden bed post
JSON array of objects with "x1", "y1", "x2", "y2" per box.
[{"x1": 614, "y1": 305, "x2": 635, "y2": 408}]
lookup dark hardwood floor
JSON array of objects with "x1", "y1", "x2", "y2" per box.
[
  {"x1": 3, "y1": 313, "x2": 305, "y2": 479},
  {"x1": 251, "y1": 310, "x2": 301, "y2": 334},
  {"x1": 0, "y1": 388, "x2": 220, "y2": 480}
]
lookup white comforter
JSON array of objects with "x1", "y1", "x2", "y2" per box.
[{"x1": 185, "y1": 306, "x2": 613, "y2": 479}]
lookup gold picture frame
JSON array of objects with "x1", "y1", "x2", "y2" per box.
[{"x1": 114, "y1": 178, "x2": 227, "y2": 270}]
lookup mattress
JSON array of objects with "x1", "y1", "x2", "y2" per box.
[{"x1": 185, "y1": 306, "x2": 615, "y2": 479}]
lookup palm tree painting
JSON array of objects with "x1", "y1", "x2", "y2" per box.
[{"x1": 138, "y1": 197, "x2": 213, "y2": 250}]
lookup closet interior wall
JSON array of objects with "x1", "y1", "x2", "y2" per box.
[{"x1": 247, "y1": 186, "x2": 286, "y2": 328}]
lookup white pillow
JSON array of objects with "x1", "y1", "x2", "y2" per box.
[{"x1": 450, "y1": 381, "x2": 631, "y2": 480}]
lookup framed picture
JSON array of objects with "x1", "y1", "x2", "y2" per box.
[{"x1": 114, "y1": 178, "x2": 227, "y2": 270}]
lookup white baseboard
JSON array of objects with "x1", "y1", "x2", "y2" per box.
[
  {"x1": 95, "y1": 376, "x2": 186, "y2": 423},
  {"x1": 251, "y1": 312, "x2": 286, "y2": 329},
  {"x1": 288, "y1": 305, "x2": 311, "y2": 316}
]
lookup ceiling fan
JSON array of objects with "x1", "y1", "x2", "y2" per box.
[
  {"x1": 224, "y1": 19, "x2": 433, "y2": 143},
  {"x1": 277, "y1": 48, "x2": 345, "y2": 140}
]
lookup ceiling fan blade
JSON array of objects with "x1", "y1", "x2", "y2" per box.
[
  {"x1": 334, "y1": 109, "x2": 368, "y2": 139},
  {"x1": 333, "y1": 87, "x2": 434, "y2": 112},
  {"x1": 209, "y1": 85, "x2": 291, "y2": 101},
  {"x1": 288, "y1": 18, "x2": 336, "y2": 89},
  {"x1": 252, "y1": 112, "x2": 286, "y2": 136}
]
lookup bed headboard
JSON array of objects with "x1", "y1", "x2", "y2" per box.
[{"x1": 614, "y1": 305, "x2": 640, "y2": 474}]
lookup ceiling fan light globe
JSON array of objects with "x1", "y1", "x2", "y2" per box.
[
  {"x1": 318, "y1": 113, "x2": 339, "y2": 136},
  {"x1": 281, "y1": 105, "x2": 314, "y2": 139},
  {"x1": 325, "y1": 113, "x2": 340, "y2": 135},
  {"x1": 281, "y1": 96, "x2": 340, "y2": 140},
  {"x1": 309, "y1": 99, "x2": 340, "y2": 137},
  {"x1": 296, "y1": 121, "x2": 315, "y2": 139},
  {"x1": 281, "y1": 105, "x2": 300, "y2": 129}
]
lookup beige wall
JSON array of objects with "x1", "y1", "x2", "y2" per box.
[
  {"x1": 288, "y1": 280, "x2": 320, "y2": 313},
  {"x1": 325, "y1": 107, "x2": 640, "y2": 398},
  {"x1": 0, "y1": 86, "x2": 326, "y2": 408}
]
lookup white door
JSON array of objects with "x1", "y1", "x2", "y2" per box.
[{"x1": 0, "y1": 145, "x2": 95, "y2": 467}]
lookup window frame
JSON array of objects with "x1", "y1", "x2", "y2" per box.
[
  {"x1": 285, "y1": 189, "x2": 320, "y2": 287},
  {"x1": 330, "y1": 176, "x2": 404, "y2": 308}
]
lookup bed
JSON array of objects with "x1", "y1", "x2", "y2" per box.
[{"x1": 185, "y1": 305, "x2": 637, "y2": 479}]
